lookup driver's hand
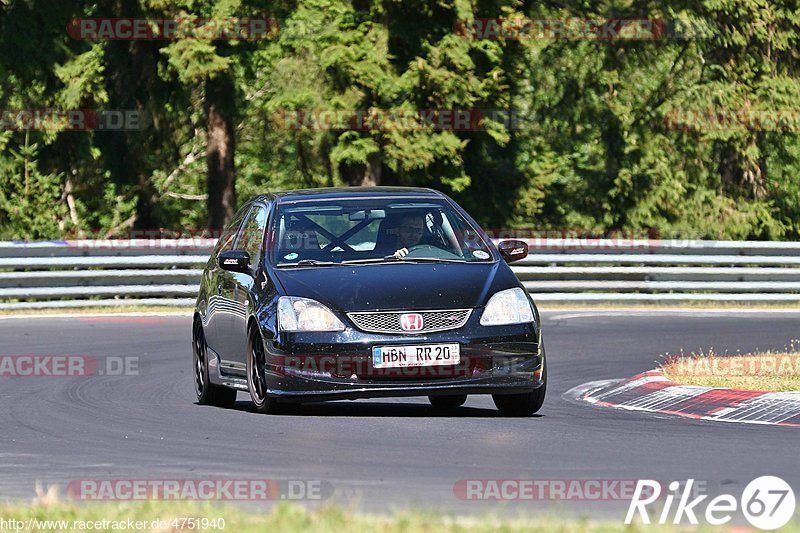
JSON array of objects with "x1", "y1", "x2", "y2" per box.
[{"x1": 393, "y1": 247, "x2": 409, "y2": 258}]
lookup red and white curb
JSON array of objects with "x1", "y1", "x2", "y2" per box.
[{"x1": 567, "y1": 370, "x2": 800, "y2": 427}]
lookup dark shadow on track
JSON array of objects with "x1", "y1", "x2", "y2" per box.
[{"x1": 212, "y1": 400, "x2": 545, "y2": 418}]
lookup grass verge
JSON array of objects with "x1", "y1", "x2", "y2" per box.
[
  {"x1": 660, "y1": 347, "x2": 800, "y2": 392},
  {"x1": 0, "y1": 501, "x2": 796, "y2": 533}
]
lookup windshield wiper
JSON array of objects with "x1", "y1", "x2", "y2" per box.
[
  {"x1": 341, "y1": 256, "x2": 402, "y2": 265},
  {"x1": 341, "y1": 256, "x2": 469, "y2": 265},
  {"x1": 276, "y1": 259, "x2": 338, "y2": 268},
  {"x1": 397, "y1": 257, "x2": 469, "y2": 264}
]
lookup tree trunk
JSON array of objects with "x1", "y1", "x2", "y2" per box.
[
  {"x1": 205, "y1": 74, "x2": 236, "y2": 231},
  {"x1": 362, "y1": 152, "x2": 381, "y2": 186},
  {"x1": 340, "y1": 151, "x2": 381, "y2": 187}
]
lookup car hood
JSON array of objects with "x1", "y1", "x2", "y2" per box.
[{"x1": 272, "y1": 261, "x2": 514, "y2": 312}]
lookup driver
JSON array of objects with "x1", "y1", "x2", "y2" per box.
[{"x1": 393, "y1": 214, "x2": 426, "y2": 258}]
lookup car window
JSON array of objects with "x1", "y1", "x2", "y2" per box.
[
  {"x1": 216, "y1": 204, "x2": 251, "y2": 255},
  {"x1": 300, "y1": 213, "x2": 379, "y2": 251},
  {"x1": 269, "y1": 198, "x2": 493, "y2": 264},
  {"x1": 235, "y1": 204, "x2": 269, "y2": 263}
]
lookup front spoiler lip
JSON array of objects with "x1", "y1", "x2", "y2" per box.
[
  {"x1": 267, "y1": 380, "x2": 543, "y2": 403},
  {"x1": 263, "y1": 356, "x2": 544, "y2": 402}
]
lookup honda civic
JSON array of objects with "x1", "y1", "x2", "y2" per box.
[{"x1": 192, "y1": 187, "x2": 545, "y2": 416}]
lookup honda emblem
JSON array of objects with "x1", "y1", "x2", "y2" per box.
[{"x1": 400, "y1": 313, "x2": 424, "y2": 331}]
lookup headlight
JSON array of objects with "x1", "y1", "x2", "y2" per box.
[
  {"x1": 278, "y1": 296, "x2": 345, "y2": 332},
  {"x1": 480, "y1": 288, "x2": 535, "y2": 326}
]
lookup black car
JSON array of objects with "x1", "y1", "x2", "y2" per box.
[{"x1": 192, "y1": 187, "x2": 546, "y2": 416}]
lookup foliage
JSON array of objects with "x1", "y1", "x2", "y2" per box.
[{"x1": 1, "y1": 0, "x2": 800, "y2": 239}]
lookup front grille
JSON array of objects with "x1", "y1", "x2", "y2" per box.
[{"x1": 347, "y1": 309, "x2": 472, "y2": 334}]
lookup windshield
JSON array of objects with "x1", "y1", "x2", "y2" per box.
[{"x1": 268, "y1": 197, "x2": 494, "y2": 266}]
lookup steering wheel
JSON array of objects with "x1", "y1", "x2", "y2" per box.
[
  {"x1": 400, "y1": 244, "x2": 464, "y2": 260},
  {"x1": 404, "y1": 244, "x2": 429, "y2": 253}
]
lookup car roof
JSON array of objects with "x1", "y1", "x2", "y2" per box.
[{"x1": 258, "y1": 187, "x2": 444, "y2": 205}]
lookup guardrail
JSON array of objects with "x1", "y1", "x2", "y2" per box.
[{"x1": 1, "y1": 239, "x2": 799, "y2": 309}]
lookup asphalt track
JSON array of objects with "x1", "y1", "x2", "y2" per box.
[{"x1": 1, "y1": 310, "x2": 798, "y2": 518}]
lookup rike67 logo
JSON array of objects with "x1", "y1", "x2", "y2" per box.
[{"x1": 626, "y1": 476, "x2": 796, "y2": 530}]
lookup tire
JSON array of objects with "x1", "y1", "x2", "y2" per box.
[
  {"x1": 428, "y1": 395, "x2": 467, "y2": 409},
  {"x1": 193, "y1": 319, "x2": 237, "y2": 408},
  {"x1": 246, "y1": 325, "x2": 282, "y2": 414},
  {"x1": 492, "y1": 358, "x2": 547, "y2": 417}
]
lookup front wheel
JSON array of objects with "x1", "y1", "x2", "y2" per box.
[
  {"x1": 492, "y1": 358, "x2": 547, "y2": 417},
  {"x1": 193, "y1": 320, "x2": 237, "y2": 408},
  {"x1": 246, "y1": 326, "x2": 281, "y2": 414}
]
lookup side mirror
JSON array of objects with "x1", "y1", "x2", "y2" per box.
[
  {"x1": 497, "y1": 240, "x2": 528, "y2": 263},
  {"x1": 219, "y1": 250, "x2": 251, "y2": 274}
]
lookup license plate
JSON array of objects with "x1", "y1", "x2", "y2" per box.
[{"x1": 372, "y1": 344, "x2": 460, "y2": 369}]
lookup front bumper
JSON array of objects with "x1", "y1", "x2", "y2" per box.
[{"x1": 262, "y1": 323, "x2": 543, "y2": 402}]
